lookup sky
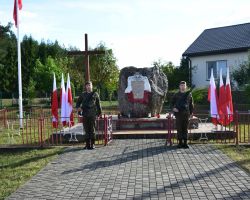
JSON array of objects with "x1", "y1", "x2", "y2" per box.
[{"x1": 0, "y1": 0, "x2": 250, "y2": 68}]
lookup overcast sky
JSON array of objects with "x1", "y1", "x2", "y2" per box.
[{"x1": 0, "y1": 0, "x2": 249, "y2": 68}]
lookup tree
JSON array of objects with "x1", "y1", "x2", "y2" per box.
[
  {"x1": 89, "y1": 43, "x2": 119, "y2": 100},
  {"x1": 179, "y1": 57, "x2": 190, "y2": 86},
  {"x1": 34, "y1": 56, "x2": 66, "y2": 96},
  {"x1": 153, "y1": 58, "x2": 190, "y2": 90},
  {"x1": 21, "y1": 35, "x2": 39, "y2": 96},
  {"x1": 0, "y1": 23, "x2": 119, "y2": 101},
  {"x1": 153, "y1": 60, "x2": 176, "y2": 90},
  {"x1": 0, "y1": 23, "x2": 18, "y2": 93},
  {"x1": 232, "y1": 58, "x2": 250, "y2": 87}
]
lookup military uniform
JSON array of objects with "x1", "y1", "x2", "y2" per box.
[
  {"x1": 171, "y1": 91, "x2": 194, "y2": 148},
  {"x1": 76, "y1": 91, "x2": 102, "y2": 149}
]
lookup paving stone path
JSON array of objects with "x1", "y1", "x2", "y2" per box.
[{"x1": 8, "y1": 139, "x2": 250, "y2": 200}]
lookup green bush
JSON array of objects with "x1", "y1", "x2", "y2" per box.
[
  {"x1": 39, "y1": 98, "x2": 50, "y2": 105},
  {"x1": 244, "y1": 84, "x2": 250, "y2": 103},
  {"x1": 192, "y1": 88, "x2": 208, "y2": 104}
]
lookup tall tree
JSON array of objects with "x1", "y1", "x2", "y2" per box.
[
  {"x1": 21, "y1": 35, "x2": 39, "y2": 95},
  {"x1": 0, "y1": 23, "x2": 18, "y2": 93},
  {"x1": 89, "y1": 43, "x2": 119, "y2": 100},
  {"x1": 0, "y1": 23, "x2": 119, "y2": 101},
  {"x1": 153, "y1": 58, "x2": 190, "y2": 90}
]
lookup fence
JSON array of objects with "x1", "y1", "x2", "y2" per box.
[
  {"x1": 165, "y1": 112, "x2": 250, "y2": 145},
  {"x1": 0, "y1": 108, "x2": 250, "y2": 147},
  {"x1": 0, "y1": 109, "x2": 112, "y2": 147}
]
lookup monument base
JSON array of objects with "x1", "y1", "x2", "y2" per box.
[{"x1": 112, "y1": 114, "x2": 199, "y2": 131}]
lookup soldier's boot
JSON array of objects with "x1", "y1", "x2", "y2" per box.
[
  {"x1": 90, "y1": 139, "x2": 95, "y2": 150},
  {"x1": 177, "y1": 139, "x2": 183, "y2": 148},
  {"x1": 182, "y1": 139, "x2": 189, "y2": 149},
  {"x1": 83, "y1": 139, "x2": 90, "y2": 150}
]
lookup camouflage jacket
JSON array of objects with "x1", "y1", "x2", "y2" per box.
[
  {"x1": 171, "y1": 91, "x2": 194, "y2": 114},
  {"x1": 76, "y1": 91, "x2": 102, "y2": 117}
]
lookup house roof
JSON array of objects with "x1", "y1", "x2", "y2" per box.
[{"x1": 182, "y1": 23, "x2": 250, "y2": 57}]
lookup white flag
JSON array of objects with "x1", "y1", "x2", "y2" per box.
[
  {"x1": 60, "y1": 73, "x2": 67, "y2": 126},
  {"x1": 66, "y1": 73, "x2": 74, "y2": 126},
  {"x1": 208, "y1": 69, "x2": 219, "y2": 125}
]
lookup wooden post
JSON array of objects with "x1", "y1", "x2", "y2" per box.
[
  {"x1": 67, "y1": 33, "x2": 105, "y2": 82},
  {"x1": 85, "y1": 34, "x2": 90, "y2": 82}
]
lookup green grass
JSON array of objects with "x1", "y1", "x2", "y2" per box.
[
  {"x1": 215, "y1": 145, "x2": 250, "y2": 173},
  {"x1": 2, "y1": 99, "x2": 12, "y2": 107},
  {"x1": 100, "y1": 101, "x2": 118, "y2": 107},
  {"x1": 0, "y1": 117, "x2": 106, "y2": 146},
  {"x1": 0, "y1": 147, "x2": 64, "y2": 200},
  {"x1": 2, "y1": 98, "x2": 118, "y2": 108},
  {"x1": 238, "y1": 124, "x2": 250, "y2": 143}
]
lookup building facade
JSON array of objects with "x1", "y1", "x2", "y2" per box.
[{"x1": 183, "y1": 23, "x2": 250, "y2": 88}]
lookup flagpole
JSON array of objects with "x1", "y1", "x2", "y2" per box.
[{"x1": 16, "y1": 0, "x2": 23, "y2": 128}]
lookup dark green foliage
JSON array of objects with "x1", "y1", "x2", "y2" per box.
[
  {"x1": 232, "y1": 58, "x2": 250, "y2": 87},
  {"x1": 153, "y1": 57, "x2": 190, "y2": 90},
  {"x1": 0, "y1": 23, "x2": 18, "y2": 93},
  {"x1": 89, "y1": 43, "x2": 119, "y2": 101},
  {"x1": 0, "y1": 23, "x2": 119, "y2": 101},
  {"x1": 192, "y1": 88, "x2": 208, "y2": 104}
]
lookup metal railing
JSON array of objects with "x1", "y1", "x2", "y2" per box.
[
  {"x1": 0, "y1": 109, "x2": 112, "y2": 147},
  {"x1": 166, "y1": 112, "x2": 250, "y2": 145},
  {"x1": 1, "y1": 108, "x2": 250, "y2": 147}
]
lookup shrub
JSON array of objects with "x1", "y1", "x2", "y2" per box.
[{"x1": 192, "y1": 88, "x2": 208, "y2": 104}]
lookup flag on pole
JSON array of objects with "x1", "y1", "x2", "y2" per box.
[
  {"x1": 60, "y1": 74, "x2": 67, "y2": 126},
  {"x1": 66, "y1": 73, "x2": 74, "y2": 126},
  {"x1": 13, "y1": 0, "x2": 23, "y2": 128},
  {"x1": 13, "y1": 0, "x2": 22, "y2": 27},
  {"x1": 226, "y1": 67, "x2": 234, "y2": 123},
  {"x1": 208, "y1": 69, "x2": 219, "y2": 125},
  {"x1": 218, "y1": 68, "x2": 228, "y2": 125},
  {"x1": 51, "y1": 73, "x2": 58, "y2": 128}
]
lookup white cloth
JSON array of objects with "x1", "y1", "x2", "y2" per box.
[{"x1": 125, "y1": 74, "x2": 151, "y2": 93}]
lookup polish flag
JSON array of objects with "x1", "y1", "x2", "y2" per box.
[
  {"x1": 226, "y1": 67, "x2": 234, "y2": 123},
  {"x1": 13, "y1": 0, "x2": 22, "y2": 27},
  {"x1": 66, "y1": 73, "x2": 74, "y2": 126},
  {"x1": 208, "y1": 69, "x2": 219, "y2": 125},
  {"x1": 60, "y1": 74, "x2": 67, "y2": 126},
  {"x1": 218, "y1": 68, "x2": 228, "y2": 125},
  {"x1": 51, "y1": 73, "x2": 58, "y2": 128}
]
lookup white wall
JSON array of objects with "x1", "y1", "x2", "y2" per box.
[{"x1": 191, "y1": 51, "x2": 248, "y2": 88}]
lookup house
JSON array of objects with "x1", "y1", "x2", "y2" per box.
[{"x1": 182, "y1": 23, "x2": 250, "y2": 88}]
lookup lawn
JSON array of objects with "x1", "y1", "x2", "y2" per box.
[
  {"x1": 0, "y1": 147, "x2": 64, "y2": 200},
  {"x1": 215, "y1": 145, "x2": 250, "y2": 173},
  {"x1": 1, "y1": 98, "x2": 118, "y2": 108}
]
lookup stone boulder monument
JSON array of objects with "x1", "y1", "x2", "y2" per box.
[{"x1": 118, "y1": 66, "x2": 168, "y2": 118}]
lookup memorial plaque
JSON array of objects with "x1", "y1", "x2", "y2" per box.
[
  {"x1": 131, "y1": 81, "x2": 145, "y2": 99},
  {"x1": 120, "y1": 67, "x2": 168, "y2": 118}
]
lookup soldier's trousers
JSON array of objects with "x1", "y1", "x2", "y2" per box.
[
  {"x1": 83, "y1": 116, "x2": 96, "y2": 140},
  {"x1": 175, "y1": 112, "x2": 190, "y2": 140}
]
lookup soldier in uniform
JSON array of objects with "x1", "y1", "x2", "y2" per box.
[
  {"x1": 171, "y1": 81, "x2": 194, "y2": 148},
  {"x1": 76, "y1": 81, "x2": 102, "y2": 150}
]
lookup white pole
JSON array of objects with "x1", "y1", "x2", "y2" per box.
[{"x1": 16, "y1": 0, "x2": 23, "y2": 128}]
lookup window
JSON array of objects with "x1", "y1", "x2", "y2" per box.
[{"x1": 207, "y1": 60, "x2": 227, "y2": 80}]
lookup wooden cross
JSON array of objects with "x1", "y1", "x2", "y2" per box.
[{"x1": 68, "y1": 33, "x2": 105, "y2": 82}]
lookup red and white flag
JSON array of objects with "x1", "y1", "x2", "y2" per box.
[
  {"x1": 66, "y1": 73, "x2": 74, "y2": 126},
  {"x1": 125, "y1": 75, "x2": 151, "y2": 104},
  {"x1": 208, "y1": 69, "x2": 219, "y2": 125},
  {"x1": 218, "y1": 68, "x2": 228, "y2": 125},
  {"x1": 226, "y1": 67, "x2": 234, "y2": 123},
  {"x1": 13, "y1": 0, "x2": 22, "y2": 27},
  {"x1": 60, "y1": 74, "x2": 67, "y2": 126},
  {"x1": 51, "y1": 73, "x2": 58, "y2": 128}
]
